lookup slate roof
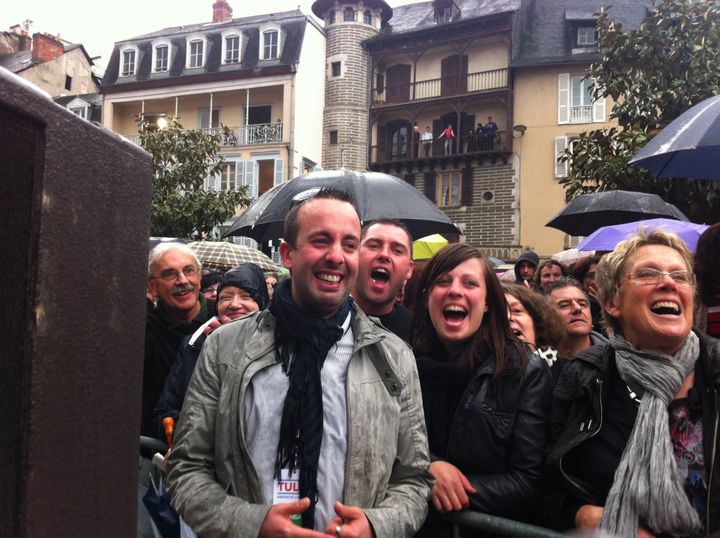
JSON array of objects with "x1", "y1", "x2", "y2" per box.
[
  {"x1": 54, "y1": 92, "x2": 103, "y2": 122},
  {"x1": 512, "y1": 0, "x2": 651, "y2": 67},
  {"x1": 102, "y1": 10, "x2": 309, "y2": 89},
  {"x1": 375, "y1": 0, "x2": 519, "y2": 36},
  {"x1": 0, "y1": 42, "x2": 95, "y2": 74}
]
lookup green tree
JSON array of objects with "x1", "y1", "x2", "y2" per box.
[
  {"x1": 560, "y1": 0, "x2": 720, "y2": 223},
  {"x1": 139, "y1": 118, "x2": 250, "y2": 238}
]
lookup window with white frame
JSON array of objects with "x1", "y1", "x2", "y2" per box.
[
  {"x1": 70, "y1": 106, "x2": 89, "y2": 120},
  {"x1": 437, "y1": 171, "x2": 462, "y2": 207},
  {"x1": 554, "y1": 137, "x2": 587, "y2": 179},
  {"x1": 363, "y1": 10, "x2": 372, "y2": 25},
  {"x1": 120, "y1": 47, "x2": 137, "y2": 76},
  {"x1": 222, "y1": 32, "x2": 241, "y2": 64},
  {"x1": 262, "y1": 30, "x2": 279, "y2": 60},
  {"x1": 187, "y1": 37, "x2": 206, "y2": 68},
  {"x1": 343, "y1": 7, "x2": 355, "y2": 21},
  {"x1": 577, "y1": 26, "x2": 597, "y2": 46},
  {"x1": 152, "y1": 40, "x2": 171, "y2": 72},
  {"x1": 557, "y1": 73, "x2": 605, "y2": 125}
]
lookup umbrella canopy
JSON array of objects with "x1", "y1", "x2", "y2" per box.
[
  {"x1": 576, "y1": 218, "x2": 709, "y2": 253},
  {"x1": 188, "y1": 241, "x2": 279, "y2": 272},
  {"x1": 552, "y1": 248, "x2": 595, "y2": 266},
  {"x1": 629, "y1": 95, "x2": 720, "y2": 180},
  {"x1": 413, "y1": 234, "x2": 448, "y2": 260},
  {"x1": 546, "y1": 190, "x2": 688, "y2": 237},
  {"x1": 224, "y1": 170, "x2": 461, "y2": 243}
]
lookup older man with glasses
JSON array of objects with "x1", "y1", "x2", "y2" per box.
[{"x1": 144, "y1": 243, "x2": 217, "y2": 438}]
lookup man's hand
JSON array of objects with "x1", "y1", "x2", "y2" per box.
[
  {"x1": 324, "y1": 502, "x2": 373, "y2": 538},
  {"x1": 575, "y1": 504, "x2": 656, "y2": 538},
  {"x1": 428, "y1": 461, "x2": 477, "y2": 513},
  {"x1": 259, "y1": 498, "x2": 327, "y2": 538}
]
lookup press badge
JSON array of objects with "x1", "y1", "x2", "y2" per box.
[{"x1": 273, "y1": 469, "x2": 302, "y2": 525}]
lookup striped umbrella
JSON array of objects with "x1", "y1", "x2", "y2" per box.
[{"x1": 188, "y1": 241, "x2": 279, "y2": 272}]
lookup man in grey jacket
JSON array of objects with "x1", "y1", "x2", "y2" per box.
[{"x1": 167, "y1": 188, "x2": 431, "y2": 538}]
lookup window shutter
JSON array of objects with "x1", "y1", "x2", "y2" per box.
[
  {"x1": 461, "y1": 167, "x2": 473, "y2": 205},
  {"x1": 244, "y1": 160, "x2": 257, "y2": 197},
  {"x1": 593, "y1": 95, "x2": 606, "y2": 123},
  {"x1": 558, "y1": 74, "x2": 570, "y2": 124},
  {"x1": 274, "y1": 159, "x2": 284, "y2": 185},
  {"x1": 555, "y1": 136, "x2": 568, "y2": 178},
  {"x1": 424, "y1": 171, "x2": 437, "y2": 203},
  {"x1": 234, "y1": 161, "x2": 245, "y2": 189}
]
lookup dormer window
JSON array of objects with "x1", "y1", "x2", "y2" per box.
[
  {"x1": 343, "y1": 7, "x2": 355, "y2": 21},
  {"x1": 222, "y1": 31, "x2": 242, "y2": 64},
  {"x1": 152, "y1": 39, "x2": 172, "y2": 73},
  {"x1": 261, "y1": 29, "x2": 279, "y2": 60},
  {"x1": 433, "y1": 1, "x2": 459, "y2": 25},
  {"x1": 577, "y1": 26, "x2": 597, "y2": 46},
  {"x1": 120, "y1": 46, "x2": 138, "y2": 76},
  {"x1": 186, "y1": 35, "x2": 207, "y2": 69}
]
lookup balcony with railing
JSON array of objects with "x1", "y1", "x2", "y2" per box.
[
  {"x1": 569, "y1": 106, "x2": 592, "y2": 124},
  {"x1": 369, "y1": 130, "x2": 508, "y2": 169},
  {"x1": 372, "y1": 68, "x2": 508, "y2": 105},
  {"x1": 121, "y1": 122, "x2": 284, "y2": 148}
]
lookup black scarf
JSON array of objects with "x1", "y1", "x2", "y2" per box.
[{"x1": 269, "y1": 278, "x2": 352, "y2": 528}]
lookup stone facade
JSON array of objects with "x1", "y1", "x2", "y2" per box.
[
  {"x1": 406, "y1": 157, "x2": 521, "y2": 252},
  {"x1": 321, "y1": 21, "x2": 378, "y2": 170}
]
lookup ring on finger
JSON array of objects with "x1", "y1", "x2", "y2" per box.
[{"x1": 335, "y1": 524, "x2": 342, "y2": 537}]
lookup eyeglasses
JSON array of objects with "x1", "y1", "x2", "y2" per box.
[
  {"x1": 150, "y1": 265, "x2": 199, "y2": 282},
  {"x1": 624, "y1": 267, "x2": 695, "y2": 288}
]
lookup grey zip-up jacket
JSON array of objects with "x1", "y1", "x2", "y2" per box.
[{"x1": 166, "y1": 308, "x2": 432, "y2": 537}]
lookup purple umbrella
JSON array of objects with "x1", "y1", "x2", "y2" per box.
[{"x1": 577, "y1": 218, "x2": 709, "y2": 253}]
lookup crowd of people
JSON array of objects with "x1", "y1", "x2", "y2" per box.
[{"x1": 141, "y1": 187, "x2": 720, "y2": 538}]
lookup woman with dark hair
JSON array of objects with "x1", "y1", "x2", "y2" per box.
[
  {"x1": 535, "y1": 259, "x2": 568, "y2": 293},
  {"x1": 695, "y1": 223, "x2": 720, "y2": 338},
  {"x1": 411, "y1": 244, "x2": 553, "y2": 532},
  {"x1": 503, "y1": 283, "x2": 566, "y2": 376}
]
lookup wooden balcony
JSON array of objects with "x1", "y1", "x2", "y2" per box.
[
  {"x1": 369, "y1": 130, "x2": 510, "y2": 173},
  {"x1": 372, "y1": 68, "x2": 508, "y2": 107}
]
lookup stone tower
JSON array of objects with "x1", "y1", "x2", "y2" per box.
[{"x1": 311, "y1": 0, "x2": 392, "y2": 171}]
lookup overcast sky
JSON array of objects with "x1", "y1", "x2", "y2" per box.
[{"x1": 3, "y1": 0, "x2": 409, "y2": 71}]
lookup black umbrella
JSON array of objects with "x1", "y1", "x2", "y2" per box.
[
  {"x1": 546, "y1": 190, "x2": 688, "y2": 237},
  {"x1": 629, "y1": 95, "x2": 720, "y2": 180},
  {"x1": 223, "y1": 170, "x2": 462, "y2": 242}
]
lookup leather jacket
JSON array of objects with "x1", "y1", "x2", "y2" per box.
[
  {"x1": 544, "y1": 332, "x2": 720, "y2": 534},
  {"x1": 166, "y1": 308, "x2": 432, "y2": 537},
  {"x1": 420, "y1": 349, "x2": 553, "y2": 520}
]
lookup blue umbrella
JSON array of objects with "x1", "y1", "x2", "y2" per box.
[
  {"x1": 577, "y1": 218, "x2": 709, "y2": 253},
  {"x1": 629, "y1": 95, "x2": 720, "y2": 179}
]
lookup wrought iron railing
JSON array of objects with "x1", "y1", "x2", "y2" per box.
[
  {"x1": 370, "y1": 130, "x2": 507, "y2": 163},
  {"x1": 122, "y1": 122, "x2": 284, "y2": 148},
  {"x1": 373, "y1": 67, "x2": 508, "y2": 104}
]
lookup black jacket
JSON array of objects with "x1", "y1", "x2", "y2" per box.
[
  {"x1": 418, "y1": 349, "x2": 553, "y2": 522},
  {"x1": 543, "y1": 333, "x2": 720, "y2": 534},
  {"x1": 142, "y1": 296, "x2": 216, "y2": 437}
]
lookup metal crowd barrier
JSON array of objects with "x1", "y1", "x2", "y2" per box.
[{"x1": 440, "y1": 511, "x2": 564, "y2": 538}]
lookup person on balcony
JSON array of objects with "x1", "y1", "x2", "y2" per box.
[
  {"x1": 438, "y1": 124, "x2": 455, "y2": 155},
  {"x1": 483, "y1": 117, "x2": 498, "y2": 150},
  {"x1": 421, "y1": 126, "x2": 434, "y2": 157},
  {"x1": 413, "y1": 123, "x2": 421, "y2": 158}
]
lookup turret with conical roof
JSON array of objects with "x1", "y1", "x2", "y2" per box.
[{"x1": 312, "y1": 0, "x2": 392, "y2": 170}]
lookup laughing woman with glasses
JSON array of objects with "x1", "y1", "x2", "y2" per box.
[{"x1": 544, "y1": 230, "x2": 720, "y2": 537}]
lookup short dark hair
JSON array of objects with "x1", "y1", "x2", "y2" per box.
[
  {"x1": 361, "y1": 219, "x2": 413, "y2": 249},
  {"x1": 283, "y1": 187, "x2": 358, "y2": 246},
  {"x1": 546, "y1": 277, "x2": 587, "y2": 301}
]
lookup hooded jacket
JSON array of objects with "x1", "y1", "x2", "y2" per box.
[{"x1": 514, "y1": 250, "x2": 540, "y2": 285}]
